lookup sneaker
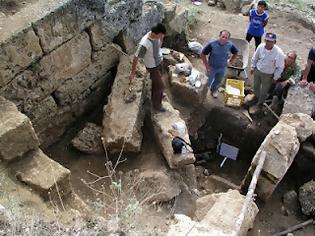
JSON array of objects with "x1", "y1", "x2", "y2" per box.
[{"x1": 211, "y1": 90, "x2": 219, "y2": 98}]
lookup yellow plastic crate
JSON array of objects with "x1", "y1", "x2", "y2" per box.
[{"x1": 224, "y1": 79, "x2": 245, "y2": 107}]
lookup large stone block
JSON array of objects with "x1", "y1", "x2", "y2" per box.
[
  {"x1": 169, "y1": 66, "x2": 208, "y2": 106},
  {"x1": 1, "y1": 32, "x2": 91, "y2": 112},
  {"x1": 257, "y1": 122, "x2": 300, "y2": 179},
  {"x1": 151, "y1": 101, "x2": 195, "y2": 169},
  {"x1": 0, "y1": 28, "x2": 43, "y2": 88},
  {"x1": 242, "y1": 122, "x2": 300, "y2": 201},
  {"x1": 39, "y1": 31, "x2": 91, "y2": 92},
  {"x1": 32, "y1": 0, "x2": 106, "y2": 53},
  {"x1": 201, "y1": 189, "x2": 258, "y2": 236},
  {"x1": 11, "y1": 149, "x2": 71, "y2": 200},
  {"x1": 280, "y1": 113, "x2": 315, "y2": 142},
  {"x1": 0, "y1": 96, "x2": 39, "y2": 161},
  {"x1": 282, "y1": 86, "x2": 315, "y2": 117},
  {"x1": 166, "y1": 5, "x2": 188, "y2": 35},
  {"x1": 88, "y1": 20, "x2": 118, "y2": 51},
  {"x1": 102, "y1": 55, "x2": 146, "y2": 153},
  {"x1": 127, "y1": 1, "x2": 165, "y2": 43},
  {"x1": 54, "y1": 44, "x2": 120, "y2": 106}
]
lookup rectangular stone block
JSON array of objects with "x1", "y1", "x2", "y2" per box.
[
  {"x1": 151, "y1": 101, "x2": 195, "y2": 169},
  {"x1": 0, "y1": 96, "x2": 39, "y2": 161},
  {"x1": 0, "y1": 28, "x2": 43, "y2": 88},
  {"x1": 201, "y1": 190, "x2": 258, "y2": 236},
  {"x1": 54, "y1": 44, "x2": 120, "y2": 106},
  {"x1": 11, "y1": 149, "x2": 71, "y2": 200},
  {"x1": 102, "y1": 55, "x2": 146, "y2": 153},
  {"x1": 39, "y1": 31, "x2": 91, "y2": 93},
  {"x1": 32, "y1": 0, "x2": 105, "y2": 53}
]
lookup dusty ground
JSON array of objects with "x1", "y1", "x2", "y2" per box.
[{"x1": 1, "y1": 0, "x2": 315, "y2": 235}]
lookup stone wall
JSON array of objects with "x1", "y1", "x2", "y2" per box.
[{"x1": 0, "y1": 0, "x2": 167, "y2": 147}]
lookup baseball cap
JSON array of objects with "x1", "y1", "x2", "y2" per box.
[{"x1": 265, "y1": 33, "x2": 277, "y2": 42}]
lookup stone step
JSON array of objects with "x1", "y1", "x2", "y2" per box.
[
  {"x1": 0, "y1": 96, "x2": 39, "y2": 162},
  {"x1": 102, "y1": 55, "x2": 147, "y2": 153},
  {"x1": 151, "y1": 100, "x2": 195, "y2": 169},
  {"x1": 10, "y1": 149, "x2": 71, "y2": 201}
]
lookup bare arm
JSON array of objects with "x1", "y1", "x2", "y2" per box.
[{"x1": 263, "y1": 18, "x2": 269, "y2": 27}]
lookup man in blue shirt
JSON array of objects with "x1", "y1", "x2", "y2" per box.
[
  {"x1": 201, "y1": 30, "x2": 238, "y2": 98},
  {"x1": 246, "y1": 1, "x2": 269, "y2": 49}
]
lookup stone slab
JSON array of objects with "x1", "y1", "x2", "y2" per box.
[
  {"x1": 54, "y1": 44, "x2": 120, "y2": 106},
  {"x1": 201, "y1": 189, "x2": 258, "y2": 236},
  {"x1": 282, "y1": 86, "x2": 315, "y2": 117},
  {"x1": 0, "y1": 96, "x2": 39, "y2": 161},
  {"x1": 11, "y1": 149, "x2": 71, "y2": 200},
  {"x1": 0, "y1": 28, "x2": 43, "y2": 88},
  {"x1": 102, "y1": 55, "x2": 146, "y2": 153},
  {"x1": 151, "y1": 101, "x2": 195, "y2": 169}
]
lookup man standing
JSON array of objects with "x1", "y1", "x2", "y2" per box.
[
  {"x1": 129, "y1": 23, "x2": 166, "y2": 112},
  {"x1": 201, "y1": 30, "x2": 238, "y2": 98},
  {"x1": 250, "y1": 32, "x2": 285, "y2": 114}
]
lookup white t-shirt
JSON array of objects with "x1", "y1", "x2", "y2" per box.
[{"x1": 135, "y1": 32, "x2": 163, "y2": 69}]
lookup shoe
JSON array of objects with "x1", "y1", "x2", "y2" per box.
[{"x1": 211, "y1": 90, "x2": 218, "y2": 98}]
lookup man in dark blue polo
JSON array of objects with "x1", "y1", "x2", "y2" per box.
[{"x1": 201, "y1": 30, "x2": 238, "y2": 98}]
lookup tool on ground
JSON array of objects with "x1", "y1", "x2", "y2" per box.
[{"x1": 263, "y1": 102, "x2": 280, "y2": 120}]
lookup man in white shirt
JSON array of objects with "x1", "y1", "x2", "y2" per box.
[
  {"x1": 129, "y1": 23, "x2": 166, "y2": 112},
  {"x1": 249, "y1": 32, "x2": 285, "y2": 114}
]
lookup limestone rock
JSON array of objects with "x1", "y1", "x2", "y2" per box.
[
  {"x1": 195, "y1": 193, "x2": 223, "y2": 221},
  {"x1": 32, "y1": 0, "x2": 106, "y2": 53},
  {"x1": 136, "y1": 170, "x2": 181, "y2": 203},
  {"x1": 169, "y1": 66, "x2": 208, "y2": 106},
  {"x1": 127, "y1": 1, "x2": 165, "y2": 51},
  {"x1": 201, "y1": 189, "x2": 258, "y2": 236},
  {"x1": 0, "y1": 204, "x2": 12, "y2": 227},
  {"x1": 221, "y1": 0, "x2": 241, "y2": 12},
  {"x1": 71, "y1": 123, "x2": 103, "y2": 155},
  {"x1": 0, "y1": 28, "x2": 43, "y2": 88},
  {"x1": 53, "y1": 44, "x2": 121, "y2": 107},
  {"x1": 282, "y1": 86, "x2": 315, "y2": 117},
  {"x1": 0, "y1": 96, "x2": 39, "y2": 161},
  {"x1": 88, "y1": 20, "x2": 118, "y2": 51},
  {"x1": 280, "y1": 113, "x2": 315, "y2": 142},
  {"x1": 151, "y1": 101, "x2": 195, "y2": 169},
  {"x1": 242, "y1": 122, "x2": 300, "y2": 201},
  {"x1": 102, "y1": 55, "x2": 146, "y2": 153},
  {"x1": 168, "y1": 190, "x2": 258, "y2": 236},
  {"x1": 166, "y1": 5, "x2": 188, "y2": 35},
  {"x1": 11, "y1": 149, "x2": 71, "y2": 200},
  {"x1": 299, "y1": 180, "x2": 315, "y2": 216}
]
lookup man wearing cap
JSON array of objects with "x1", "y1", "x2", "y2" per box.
[
  {"x1": 300, "y1": 46, "x2": 315, "y2": 86},
  {"x1": 249, "y1": 32, "x2": 285, "y2": 114}
]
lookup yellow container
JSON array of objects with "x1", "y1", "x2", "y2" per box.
[{"x1": 224, "y1": 79, "x2": 245, "y2": 107}]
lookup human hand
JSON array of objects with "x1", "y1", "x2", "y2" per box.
[
  {"x1": 299, "y1": 80, "x2": 308, "y2": 87},
  {"x1": 309, "y1": 83, "x2": 315, "y2": 93},
  {"x1": 281, "y1": 80, "x2": 289, "y2": 87}
]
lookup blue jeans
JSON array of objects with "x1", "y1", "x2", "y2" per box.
[{"x1": 208, "y1": 67, "x2": 226, "y2": 92}]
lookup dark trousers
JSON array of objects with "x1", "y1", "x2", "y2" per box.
[
  {"x1": 271, "y1": 82, "x2": 290, "y2": 99},
  {"x1": 246, "y1": 33, "x2": 262, "y2": 50},
  {"x1": 147, "y1": 65, "x2": 164, "y2": 110}
]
